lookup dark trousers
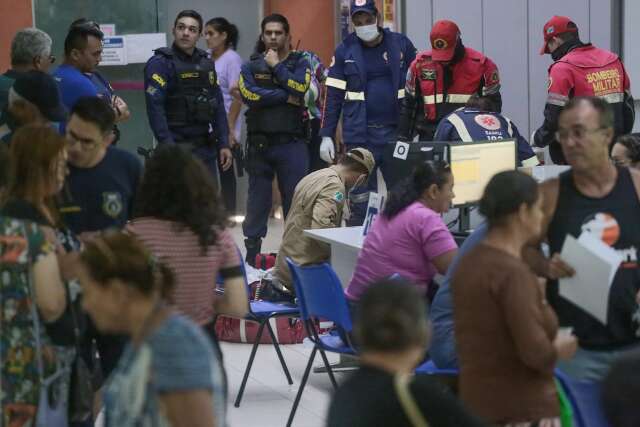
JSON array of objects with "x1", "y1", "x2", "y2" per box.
[
  {"x1": 242, "y1": 139, "x2": 309, "y2": 239},
  {"x1": 307, "y1": 118, "x2": 324, "y2": 173},
  {"x1": 219, "y1": 162, "x2": 237, "y2": 215}
]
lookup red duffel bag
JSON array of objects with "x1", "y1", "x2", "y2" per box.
[{"x1": 214, "y1": 316, "x2": 306, "y2": 344}]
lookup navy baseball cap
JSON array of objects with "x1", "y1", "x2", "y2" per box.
[
  {"x1": 11, "y1": 71, "x2": 67, "y2": 122},
  {"x1": 351, "y1": 0, "x2": 377, "y2": 17}
]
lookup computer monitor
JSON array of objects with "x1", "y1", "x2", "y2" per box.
[
  {"x1": 449, "y1": 139, "x2": 517, "y2": 207},
  {"x1": 382, "y1": 141, "x2": 449, "y2": 191}
]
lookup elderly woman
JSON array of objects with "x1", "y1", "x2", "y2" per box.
[{"x1": 77, "y1": 231, "x2": 225, "y2": 426}]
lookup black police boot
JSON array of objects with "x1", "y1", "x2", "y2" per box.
[{"x1": 244, "y1": 238, "x2": 262, "y2": 267}]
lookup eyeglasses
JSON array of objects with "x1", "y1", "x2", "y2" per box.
[
  {"x1": 555, "y1": 126, "x2": 607, "y2": 142},
  {"x1": 66, "y1": 134, "x2": 98, "y2": 151}
]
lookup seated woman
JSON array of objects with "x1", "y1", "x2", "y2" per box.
[
  {"x1": 611, "y1": 134, "x2": 640, "y2": 169},
  {"x1": 127, "y1": 146, "x2": 247, "y2": 363},
  {"x1": 77, "y1": 231, "x2": 225, "y2": 427},
  {"x1": 328, "y1": 278, "x2": 487, "y2": 427},
  {"x1": 345, "y1": 160, "x2": 457, "y2": 302},
  {"x1": 453, "y1": 170, "x2": 577, "y2": 426}
]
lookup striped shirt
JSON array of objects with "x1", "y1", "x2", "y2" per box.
[{"x1": 127, "y1": 217, "x2": 240, "y2": 325}]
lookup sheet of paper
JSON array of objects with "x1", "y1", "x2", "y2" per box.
[
  {"x1": 559, "y1": 234, "x2": 622, "y2": 324},
  {"x1": 125, "y1": 33, "x2": 166, "y2": 64},
  {"x1": 577, "y1": 232, "x2": 623, "y2": 285}
]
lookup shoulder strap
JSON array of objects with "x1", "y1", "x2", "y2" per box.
[
  {"x1": 25, "y1": 223, "x2": 46, "y2": 382},
  {"x1": 394, "y1": 374, "x2": 430, "y2": 427}
]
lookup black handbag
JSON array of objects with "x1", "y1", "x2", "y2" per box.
[{"x1": 66, "y1": 283, "x2": 94, "y2": 422}]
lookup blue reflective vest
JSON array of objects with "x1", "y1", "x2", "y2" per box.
[
  {"x1": 320, "y1": 29, "x2": 416, "y2": 144},
  {"x1": 434, "y1": 108, "x2": 538, "y2": 167}
]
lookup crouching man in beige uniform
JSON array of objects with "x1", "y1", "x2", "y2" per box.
[{"x1": 273, "y1": 148, "x2": 375, "y2": 293}]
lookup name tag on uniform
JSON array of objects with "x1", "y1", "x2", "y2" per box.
[{"x1": 179, "y1": 72, "x2": 199, "y2": 79}]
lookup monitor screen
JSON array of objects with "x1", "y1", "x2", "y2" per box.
[
  {"x1": 450, "y1": 140, "x2": 517, "y2": 206},
  {"x1": 382, "y1": 142, "x2": 449, "y2": 191}
]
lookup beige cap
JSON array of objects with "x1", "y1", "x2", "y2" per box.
[{"x1": 346, "y1": 147, "x2": 375, "y2": 176}]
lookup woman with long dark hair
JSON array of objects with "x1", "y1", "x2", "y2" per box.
[
  {"x1": 345, "y1": 160, "x2": 458, "y2": 301},
  {"x1": 205, "y1": 17, "x2": 243, "y2": 216}
]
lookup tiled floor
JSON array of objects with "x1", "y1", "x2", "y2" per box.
[
  {"x1": 223, "y1": 341, "x2": 345, "y2": 427},
  {"x1": 226, "y1": 217, "x2": 341, "y2": 427}
]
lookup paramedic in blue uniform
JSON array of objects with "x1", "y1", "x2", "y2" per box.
[
  {"x1": 319, "y1": 0, "x2": 416, "y2": 225},
  {"x1": 434, "y1": 94, "x2": 539, "y2": 167},
  {"x1": 144, "y1": 9, "x2": 232, "y2": 180},
  {"x1": 238, "y1": 13, "x2": 312, "y2": 265}
]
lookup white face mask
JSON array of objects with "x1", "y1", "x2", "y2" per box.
[{"x1": 355, "y1": 24, "x2": 379, "y2": 42}]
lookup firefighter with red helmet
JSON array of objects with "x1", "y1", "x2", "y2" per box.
[
  {"x1": 398, "y1": 20, "x2": 501, "y2": 141},
  {"x1": 534, "y1": 15, "x2": 634, "y2": 164}
]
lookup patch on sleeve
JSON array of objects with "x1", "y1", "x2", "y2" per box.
[
  {"x1": 334, "y1": 191, "x2": 344, "y2": 202},
  {"x1": 146, "y1": 86, "x2": 157, "y2": 96},
  {"x1": 151, "y1": 73, "x2": 166, "y2": 87},
  {"x1": 547, "y1": 76, "x2": 553, "y2": 91}
]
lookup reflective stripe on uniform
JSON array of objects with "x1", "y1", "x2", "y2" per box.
[
  {"x1": 423, "y1": 94, "x2": 444, "y2": 104},
  {"x1": 423, "y1": 93, "x2": 472, "y2": 105},
  {"x1": 446, "y1": 113, "x2": 473, "y2": 142},
  {"x1": 547, "y1": 92, "x2": 569, "y2": 107},
  {"x1": 345, "y1": 91, "x2": 365, "y2": 101},
  {"x1": 505, "y1": 117, "x2": 514, "y2": 137},
  {"x1": 325, "y1": 77, "x2": 347, "y2": 90},
  {"x1": 349, "y1": 191, "x2": 370, "y2": 204},
  {"x1": 398, "y1": 89, "x2": 406, "y2": 99},
  {"x1": 521, "y1": 155, "x2": 541, "y2": 167},
  {"x1": 599, "y1": 92, "x2": 624, "y2": 103},
  {"x1": 447, "y1": 94, "x2": 472, "y2": 103}
]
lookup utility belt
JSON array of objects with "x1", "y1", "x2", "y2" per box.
[
  {"x1": 247, "y1": 133, "x2": 299, "y2": 152},
  {"x1": 174, "y1": 135, "x2": 215, "y2": 151}
]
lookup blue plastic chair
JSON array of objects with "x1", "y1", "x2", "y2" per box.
[
  {"x1": 213, "y1": 248, "x2": 299, "y2": 408},
  {"x1": 555, "y1": 369, "x2": 610, "y2": 427},
  {"x1": 415, "y1": 359, "x2": 459, "y2": 376},
  {"x1": 285, "y1": 258, "x2": 357, "y2": 427}
]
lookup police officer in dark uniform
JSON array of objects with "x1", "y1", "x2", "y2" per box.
[
  {"x1": 238, "y1": 13, "x2": 312, "y2": 265},
  {"x1": 144, "y1": 10, "x2": 232, "y2": 179}
]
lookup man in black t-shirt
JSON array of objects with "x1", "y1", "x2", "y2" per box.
[
  {"x1": 61, "y1": 96, "x2": 141, "y2": 238},
  {"x1": 526, "y1": 97, "x2": 640, "y2": 381}
]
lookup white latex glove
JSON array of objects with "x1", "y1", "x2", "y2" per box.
[{"x1": 320, "y1": 137, "x2": 335, "y2": 163}]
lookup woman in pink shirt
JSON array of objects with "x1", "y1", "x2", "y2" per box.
[{"x1": 346, "y1": 160, "x2": 458, "y2": 301}]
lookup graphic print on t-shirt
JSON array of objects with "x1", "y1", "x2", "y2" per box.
[
  {"x1": 581, "y1": 212, "x2": 637, "y2": 267},
  {"x1": 581, "y1": 211, "x2": 640, "y2": 336}
]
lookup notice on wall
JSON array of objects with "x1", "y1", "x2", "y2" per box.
[
  {"x1": 383, "y1": 0, "x2": 395, "y2": 31},
  {"x1": 126, "y1": 33, "x2": 167, "y2": 64},
  {"x1": 100, "y1": 23, "x2": 116, "y2": 36},
  {"x1": 101, "y1": 36, "x2": 127, "y2": 66}
]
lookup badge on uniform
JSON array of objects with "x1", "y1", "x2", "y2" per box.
[
  {"x1": 421, "y1": 69, "x2": 436, "y2": 80},
  {"x1": 151, "y1": 73, "x2": 166, "y2": 87},
  {"x1": 209, "y1": 71, "x2": 217, "y2": 86},
  {"x1": 102, "y1": 192, "x2": 124, "y2": 219}
]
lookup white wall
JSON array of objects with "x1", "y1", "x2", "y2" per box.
[
  {"x1": 623, "y1": 0, "x2": 640, "y2": 132},
  {"x1": 404, "y1": 0, "x2": 619, "y2": 139}
]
